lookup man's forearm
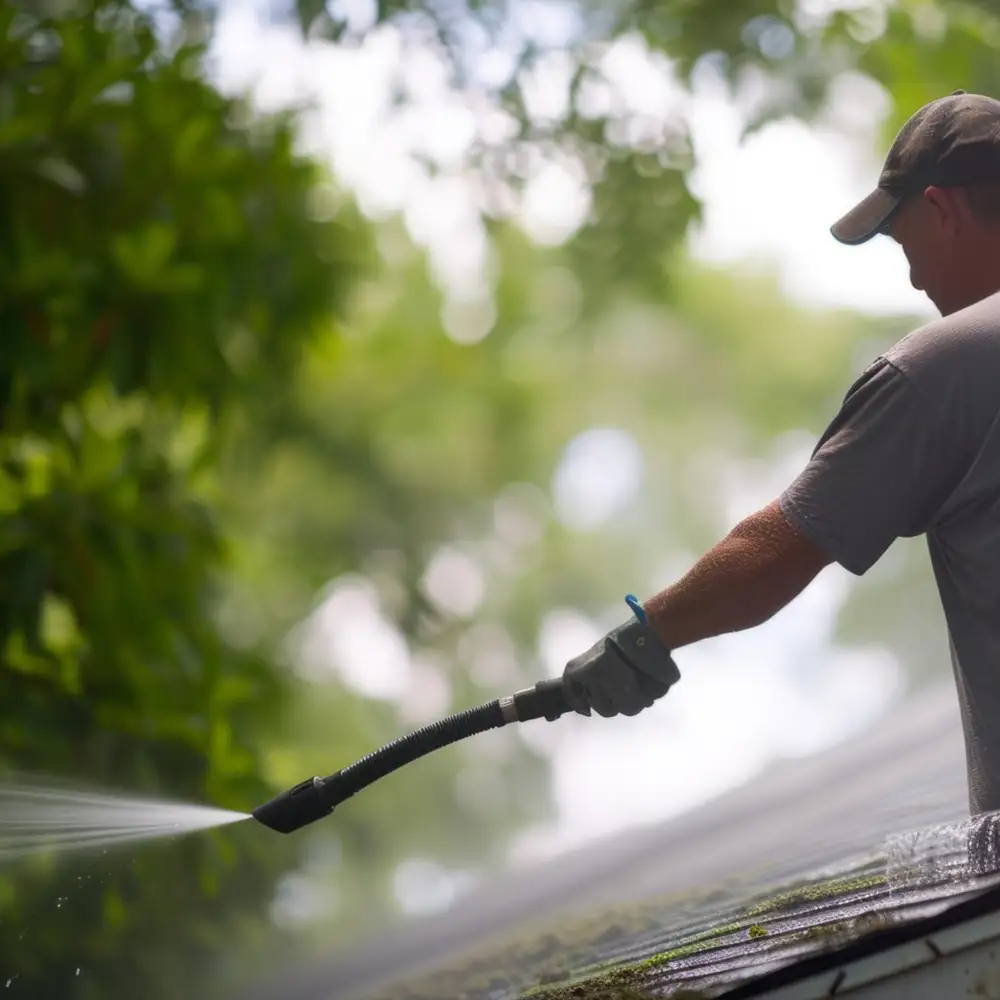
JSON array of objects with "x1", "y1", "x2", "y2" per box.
[{"x1": 642, "y1": 501, "x2": 832, "y2": 651}]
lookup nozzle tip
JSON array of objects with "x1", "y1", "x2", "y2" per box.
[{"x1": 252, "y1": 777, "x2": 334, "y2": 834}]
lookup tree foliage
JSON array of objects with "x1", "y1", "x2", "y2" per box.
[
  {"x1": 285, "y1": 0, "x2": 1000, "y2": 309},
  {"x1": 0, "y1": 1, "x2": 366, "y2": 995},
  {"x1": 1, "y1": 0, "x2": 993, "y2": 995}
]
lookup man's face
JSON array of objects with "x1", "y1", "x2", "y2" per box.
[
  {"x1": 886, "y1": 193, "x2": 952, "y2": 312},
  {"x1": 886, "y1": 186, "x2": 988, "y2": 316}
]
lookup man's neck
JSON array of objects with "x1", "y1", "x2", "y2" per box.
[{"x1": 941, "y1": 256, "x2": 1000, "y2": 316}]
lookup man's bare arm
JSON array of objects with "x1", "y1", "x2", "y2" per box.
[{"x1": 643, "y1": 499, "x2": 833, "y2": 651}]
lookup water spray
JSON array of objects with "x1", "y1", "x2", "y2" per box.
[
  {"x1": 0, "y1": 779, "x2": 248, "y2": 861},
  {"x1": 252, "y1": 676, "x2": 570, "y2": 834},
  {"x1": 0, "y1": 680, "x2": 565, "y2": 859}
]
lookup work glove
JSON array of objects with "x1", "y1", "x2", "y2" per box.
[{"x1": 562, "y1": 596, "x2": 681, "y2": 718}]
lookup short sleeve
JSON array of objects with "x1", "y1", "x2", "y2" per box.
[{"x1": 779, "y1": 358, "x2": 973, "y2": 576}]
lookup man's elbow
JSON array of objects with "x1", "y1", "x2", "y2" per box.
[{"x1": 731, "y1": 499, "x2": 834, "y2": 622}]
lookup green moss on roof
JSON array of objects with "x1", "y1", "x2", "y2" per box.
[
  {"x1": 745, "y1": 872, "x2": 886, "y2": 916},
  {"x1": 795, "y1": 911, "x2": 895, "y2": 948},
  {"x1": 758, "y1": 872, "x2": 885, "y2": 913},
  {"x1": 520, "y1": 909, "x2": 897, "y2": 1000},
  {"x1": 372, "y1": 897, "x2": 675, "y2": 1000},
  {"x1": 374, "y1": 867, "x2": 894, "y2": 1000},
  {"x1": 518, "y1": 963, "x2": 710, "y2": 1000}
]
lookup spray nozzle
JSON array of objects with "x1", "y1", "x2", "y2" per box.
[{"x1": 252, "y1": 776, "x2": 334, "y2": 834}]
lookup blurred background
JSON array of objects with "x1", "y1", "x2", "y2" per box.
[{"x1": 1, "y1": 0, "x2": 995, "y2": 996}]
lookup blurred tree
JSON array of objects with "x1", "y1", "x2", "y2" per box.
[
  {"x1": 273, "y1": 0, "x2": 1000, "y2": 310},
  {"x1": 0, "y1": 0, "x2": 367, "y2": 996},
  {"x1": 2, "y1": 0, "x2": 985, "y2": 994}
]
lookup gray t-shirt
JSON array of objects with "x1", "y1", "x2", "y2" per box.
[{"x1": 779, "y1": 290, "x2": 1000, "y2": 816}]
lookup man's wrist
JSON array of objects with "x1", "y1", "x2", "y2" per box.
[{"x1": 608, "y1": 597, "x2": 680, "y2": 688}]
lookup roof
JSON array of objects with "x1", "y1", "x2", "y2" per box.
[
  {"x1": 244, "y1": 684, "x2": 983, "y2": 1000},
  {"x1": 366, "y1": 845, "x2": 1000, "y2": 999}
]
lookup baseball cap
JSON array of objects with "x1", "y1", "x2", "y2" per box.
[{"x1": 831, "y1": 91, "x2": 1000, "y2": 245}]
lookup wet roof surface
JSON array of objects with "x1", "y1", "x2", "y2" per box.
[
  {"x1": 372, "y1": 819, "x2": 1000, "y2": 999},
  {"x1": 243, "y1": 685, "x2": 985, "y2": 1000}
]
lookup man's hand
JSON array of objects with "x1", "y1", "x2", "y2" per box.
[{"x1": 563, "y1": 613, "x2": 681, "y2": 718}]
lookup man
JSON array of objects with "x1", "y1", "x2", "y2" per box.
[{"x1": 562, "y1": 90, "x2": 1000, "y2": 823}]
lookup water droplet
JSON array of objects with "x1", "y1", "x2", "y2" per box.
[{"x1": 75, "y1": 969, "x2": 80, "y2": 977}]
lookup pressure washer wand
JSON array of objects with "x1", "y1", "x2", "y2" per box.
[{"x1": 252, "y1": 678, "x2": 571, "y2": 835}]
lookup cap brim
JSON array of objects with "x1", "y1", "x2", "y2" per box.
[{"x1": 830, "y1": 188, "x2": 900, "y2": 245}]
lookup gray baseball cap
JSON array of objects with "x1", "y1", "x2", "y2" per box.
[{"x1": 831, "y1": 91, "x2": 1000, "y2": 245}]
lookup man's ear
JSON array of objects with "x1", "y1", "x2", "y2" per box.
[{"x1": 923, "y1": 185, "x2": 962, "y2": 235}]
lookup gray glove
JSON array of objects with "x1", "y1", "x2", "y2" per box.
[{"x1": 562, "y1": 604, "x2": 680, "y2": 718}]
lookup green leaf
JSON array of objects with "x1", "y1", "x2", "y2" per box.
[
  {"x1": 35, "y1": 157, "x2": 86, "y2": 194},
  {"x1": 110, "y1": 223, "x2": 178, "y2": 287}
]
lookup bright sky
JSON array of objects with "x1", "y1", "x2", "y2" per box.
[
  {"x1": 688, "y1": 73, "x2": 932, "y2": 317},
  {"x1": 210, "y1": 1, "x2": 935, "y2": 320},
  {"x1": 210, "y1": 0, "x2": 941, "y2": 910}
]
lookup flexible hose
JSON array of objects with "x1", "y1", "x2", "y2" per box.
[
  {"x1": 253, "y1": 593, "x2": 660, "y2": 833},
  {"x1": 252, "y1": 677, "x2": 570, "y2": 833},
  {"x1": 323, "y1": 700, "x2": 506, "y2": 806},
  {"x1": 323, "y1": 677, "x2": 570, "y2": 807}
]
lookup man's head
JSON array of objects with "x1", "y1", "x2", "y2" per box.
[{"x1": 831, "y1": 91, "x2": 1000, "y2": 316}]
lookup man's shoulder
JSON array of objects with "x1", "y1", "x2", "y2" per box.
[{"x1": 883, "y1": 292, "x2": 1000, "y2": 385}]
